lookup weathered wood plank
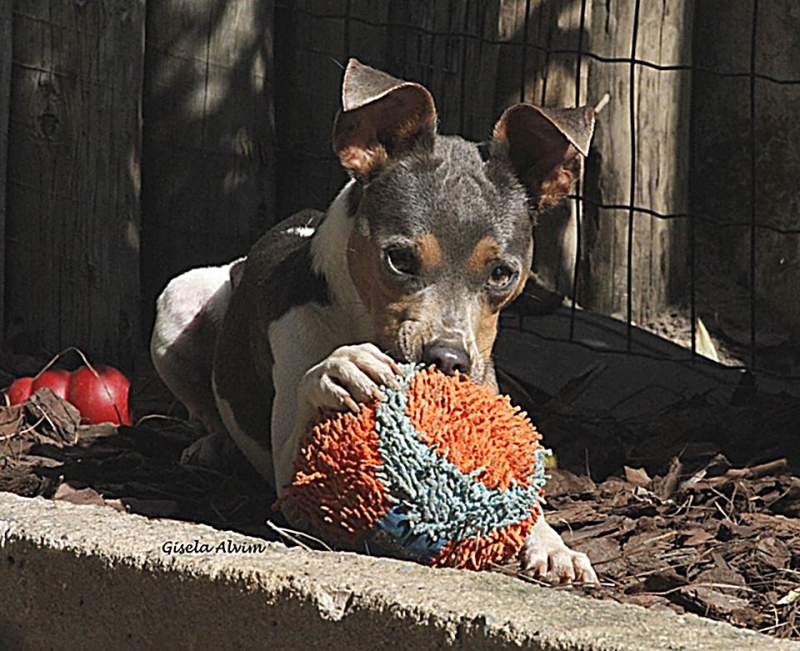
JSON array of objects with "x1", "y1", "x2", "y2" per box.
[
  {"x1": 692, "y1": 1, "x2": 800, "y2": 337},
  {"x1": 749, "y1": 3, "x2": 800, "y2": 335},
  {"x1": 5, "y1": 0, "x2": 145, "y2": 366},
  {"x1": 495, "y1": 0, "x2": 592, "y2": 297},
  {"x1": 583, "y1": 0, "x2": 691, "y2": 323},
  {"x1": 495, "y1": 0, "x2": 528, "y2": 108},
  {"x1": 141, "y1": 0, "x2": 276, "y2": 325},
  {"x1": 274, "y1": 1, "x2": 502, "y2": 218},
  {"x1": 460, "y1": 2, "x2": 504, "y2": 140},
  {"x1": 0, "y1": 0, "x2": 11, "y2": 347},
  {"x1": 388, "y1": 0, "x2": 501, "y2": 142},
  {"x1": 274, "y1": 0, "x2": 351, "y2": 217}
]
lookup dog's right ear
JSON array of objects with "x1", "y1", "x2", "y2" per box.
[
  {"x1": 493, "y1": 104, "x2": 595, "y2": 210},
  {"x1": 333, "y1": 59, "x2": 437, "y2": 182}
]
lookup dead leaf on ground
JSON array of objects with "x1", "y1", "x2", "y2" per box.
[
  {"x1": 53, "y1": 483, "x2": 107, "y2": 507},
  {"x1": 624, "y1": 465, "x2": 652, "y2": 488}
]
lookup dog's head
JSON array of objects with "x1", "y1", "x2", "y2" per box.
[{"x1": 334, "y1": 59, "x2": 594, "y2": 385}]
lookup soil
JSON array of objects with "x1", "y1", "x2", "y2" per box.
[{"x1": 1, "y1": 350, "x2": 798, "y2": 640}]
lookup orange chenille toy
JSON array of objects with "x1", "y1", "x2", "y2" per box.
[{"x1": 280, "y1": 364, "x2": 550, "y2": 571}]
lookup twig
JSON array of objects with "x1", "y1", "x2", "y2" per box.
[
  {"x1": 726, "y1": 458, "x2": 788, "y2": 480},
  {"x1": 645, "y1": 581, "x2": 756, "y2": 597},
  {"x1": 2, "y1": 414, "x2": 47, "y2": 440},
  {"x1": 265, "y1": 520, "x2": 332, "y2": 552}
]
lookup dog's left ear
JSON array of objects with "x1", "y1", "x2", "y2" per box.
[
  {"x1": 493, "y1": 104, "x2": 595, "y2": 209},
  {"x1": 333, "y1": 58, "x2": 437, "y2": 182}
]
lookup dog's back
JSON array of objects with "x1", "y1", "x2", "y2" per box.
[{"x1": 149, "y1": 209, "x2": 323, "y2": 445}]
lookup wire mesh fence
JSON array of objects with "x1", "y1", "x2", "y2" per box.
[
  {"x1": 273, "y1": 0, "x2": 800, "y2": 382},
  {"x1": 4, "y1": 0, "x2": 797, "y2": 376}
]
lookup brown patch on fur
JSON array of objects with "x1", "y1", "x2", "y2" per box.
[
  {"x1": 476, "y1": 268, "x2": 530, "y2": 368},
  {"x1": 348, "y1": 229, "x2": 424, "y2": 321},
  {"x1": 337, "y1": 143, "x2": 388, "y2": 177},
  {"x1": 468, "y1": 236, "x2": 502, "y2": 275},
  {"x1": 523, "y1": 157, "x2": 579, "y2": 209},
  {"x1": 348, "y1": 228, "x2": 441, "y2": 361},
  {"x1": 416, "y1": 232, "x2": 443, "y2": 271},
  {"x1": 476, "y1": 308, "x2": 500, "y2": 368}
]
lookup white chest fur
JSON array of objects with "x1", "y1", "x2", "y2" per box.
[{"x1": 267, "y1": 181, "x2": 374, "y2": 488}]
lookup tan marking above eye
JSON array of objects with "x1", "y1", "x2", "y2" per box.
[
  {"x1": 468, "y1": 236, "x2": 502, "y2": 275},
  {"x1": 415, "y1": 232, "x2": 443, "y2": 270}
]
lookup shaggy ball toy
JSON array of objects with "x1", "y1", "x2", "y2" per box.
[{"x1": 280, "y1": 364, "x2": 549, "y2": 571}]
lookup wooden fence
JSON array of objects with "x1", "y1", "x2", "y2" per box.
[{"x1": 0, "y1": 0, "x2": 796, "y2": 371}]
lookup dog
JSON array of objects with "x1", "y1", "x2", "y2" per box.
[{"x1": 151, "y1": 59, "x2": 597, "y2": 584}]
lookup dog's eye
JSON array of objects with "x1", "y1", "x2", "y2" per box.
[
  {"x1": 384, "y1": 247, "x2": 419, "y2": 276},
  {"x1": 487, "y1": 264, "x2": 515, "y2": 289}
]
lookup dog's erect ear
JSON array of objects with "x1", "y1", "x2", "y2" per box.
[
  {"x1": 333, "y1": 59, "x2": 437, "y2": 181},
  {"x1": 493, "y1": 104, "x2": 595, "y2": 209}
]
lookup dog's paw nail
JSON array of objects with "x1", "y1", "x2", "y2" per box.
[
  {"x1": 574, "y1": 554, "x2": 599, "y2": 584},
  {"x1": 343, "y1": 396, "x2": 360, "y2": 413},
  {"x1": 385, "y1": 376, "x2": 402, "y2": 389}
]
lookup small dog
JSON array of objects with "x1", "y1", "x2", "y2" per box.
[{"x1": 151, "y1": 59, "x2": 597, "y2": 584}]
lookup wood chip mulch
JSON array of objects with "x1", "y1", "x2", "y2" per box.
[
  {"x1": 0, "y1": 364, "x2": 798, "y2": 640},
  {"x1": 532, "y1": 461, "x2": 800, "y2": 638}
]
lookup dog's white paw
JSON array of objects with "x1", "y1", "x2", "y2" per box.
[
  {"x1": 300, "y1": 343, "x2": 401, "y2": 413},
  {"x1": 522, "y1": 517, "x2": 598, "y2": 585}
]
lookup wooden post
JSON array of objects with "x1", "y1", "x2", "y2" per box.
[
  {"x1": 273, "y1": 0, "x2": 370, "y2": 219},
  {"x1": 0, "y1": 0, "x2": 11, "y2": 348},
  {"x1": 495, "y1": 0, "x2": 591, "y2": 296},
  {"x1": 582, "y1": 0, "x2": 692, "y2": 324},
  {"x1": 273, "y1": 0, "x2": 502, "y2": 218},
  {"x1": 693, "y1": 1, "x2": 800, "y2": 337},
  {"x1": 5, "y1": 0, "x2": 145, "y2": 367},
  {"x1": 140, "y1": 0, "x2": 276, "y2": 330},
  {"x1": 386, "y1": 0, "x2": 502, "y2": 142}
]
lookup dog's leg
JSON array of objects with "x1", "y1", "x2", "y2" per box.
[
  {"x1": 522, "y1": 514, "x2": 598, "y2": 584},
  {"x1": 272, "y1": 343, "x2": 400, "y2": 497},
  {"x1": 151, "y1": 260, "x2": 244, "y2": 467},
  {"x1": 298, "y1": 343, "x2": 400, "y2": 414},
  {"x1": 494, "y1": 366, "x2": 597, "y2": 582}
]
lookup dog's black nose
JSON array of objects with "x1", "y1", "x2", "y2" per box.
[{"x1": 422, "y1": 343, "x2": 470, "y2": 376}]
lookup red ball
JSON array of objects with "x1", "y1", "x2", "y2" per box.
[
  {"x1": 32, "y1": 369, "x2": 72, "y2": 400},
  {"x1": 5, "y1": 377, "x2": 34, "y2": 405},
  {"x1": 67, "y1": 365, "x2": 131, "y2": 425}
]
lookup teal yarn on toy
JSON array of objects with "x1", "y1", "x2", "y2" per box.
[{"x1": 282, "y1": 364, "x2": 549, "y2": 570}]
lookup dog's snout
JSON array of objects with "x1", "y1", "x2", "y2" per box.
[{"x1": 422, "y1": 342, "x2": 470, "y2": 376}]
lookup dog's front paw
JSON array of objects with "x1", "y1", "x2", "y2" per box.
[
  {"x1": 300, "y1": 343, "x2": 401, "y2": 413},
  {"x1": 522, "y1": 517, "x2": 598, "y2": 585},
  {"x1": 180, "y1": 432, "x2": 238, "y2": 469}
]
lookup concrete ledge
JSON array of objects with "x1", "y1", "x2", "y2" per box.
[{"x1": 1, "y1": 492, "x2": 797, "y2": 650}]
